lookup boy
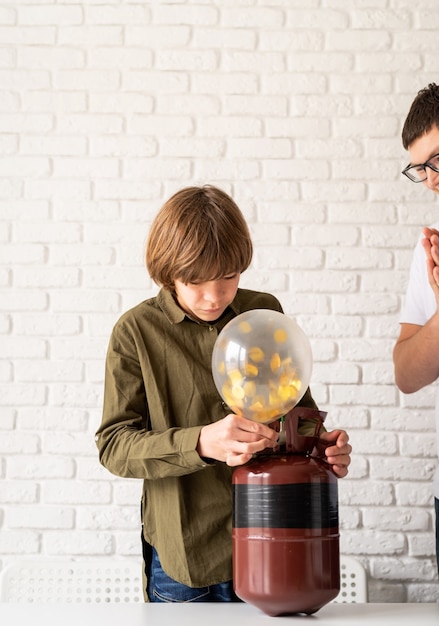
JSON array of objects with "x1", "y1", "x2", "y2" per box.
[
  {"x1": 394, "y1": 83, "x2": 439, "y2": 573},
  {"x1": 95, "y1": 185, "x2": 352, "y2": 602}
]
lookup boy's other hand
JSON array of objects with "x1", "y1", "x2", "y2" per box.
[{"x1": 315, "y1": 429, "x2": 352, "y2": 478}]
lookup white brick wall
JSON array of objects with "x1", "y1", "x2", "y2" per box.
[{"x1": 1, "y1": 0, "x2": 439, "y2": 603}]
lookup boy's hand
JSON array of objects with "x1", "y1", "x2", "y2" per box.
[
  {"x1": 315, "y1": 429, "x2": 351, "y2": 478},
  {"x1": 197, "y1": 414, "x2": 279, "y2": 467}
]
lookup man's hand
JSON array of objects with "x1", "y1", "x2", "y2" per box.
[{"x1": 422, "y1": 227, "x2": 439, "y2": 297}]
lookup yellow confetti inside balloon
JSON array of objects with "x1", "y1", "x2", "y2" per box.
[
  {"x1": 243, "y1": 362, "x2": 259, "y2": 377},
  {"x1": 248, "y1": 346, "x2": 265, "y2": 362},
  {"x1": 270, "y1": 352, "x2": 281, "y2": 372},
  {"x1": 232, "y1": 385, "x2": 245, "y2": 400},
  {"x1": 239, "y1": 321, "x2": 252, "y2": 333},
  {"x1": 243, "y1": 380, "x2": 257, "y2": 397},
  {"x1": 274, "y1": 328, "x2": 288, "y2": 343},
  {"x1": 228, "y1": 369, "x2": 243, "y2": 384}
]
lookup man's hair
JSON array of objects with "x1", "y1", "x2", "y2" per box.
[
  {"x1": 146, "y1": 185, "x2": 253, "y2": 291},
  {"x1": 402, "y1": 83, "x2": 439, "y2": 149}
]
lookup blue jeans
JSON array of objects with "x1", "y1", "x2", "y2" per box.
[
  {"x1": 146, "y1": 547, "x2": 241, "y2": 603},
  {"x1": 435, "y1": 498, "x2": 439, "y2": 575}
]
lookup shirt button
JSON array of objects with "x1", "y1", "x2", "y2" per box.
[{"x1": 209, "y1": 326, "x2": 214, "y2": 331}]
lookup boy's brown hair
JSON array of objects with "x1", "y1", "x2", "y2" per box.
[
  {"x1": 146, "y1": 185, "x2": 253, "y2": 291},
  {"x1": 402, "y1": 83, "x2": 439, "y2": 149}
]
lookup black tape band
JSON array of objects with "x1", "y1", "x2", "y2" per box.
[{"x1": 233, "y1": 483, "x2": 338, "y2": 529}]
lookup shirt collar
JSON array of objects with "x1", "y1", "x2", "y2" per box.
[
  {"x1": 157, "y1": 288, "x2": 186, "y2": 324},
  {"x1": 157, "y1": 287, "x2": 244, "y2": 326}
]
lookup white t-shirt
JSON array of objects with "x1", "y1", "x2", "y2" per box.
[{"x1": 400, "y1": 223, "x2": 439, "y2": 499}]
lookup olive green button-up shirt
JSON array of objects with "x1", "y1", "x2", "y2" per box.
[{"x1": 95, "y1": 287, "x2": 318, "y2": 588}]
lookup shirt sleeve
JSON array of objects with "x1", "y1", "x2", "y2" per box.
[{"x1": 95, "y1": 321, "x2": 209, "y2": 481}]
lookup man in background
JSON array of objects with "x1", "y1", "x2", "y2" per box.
[{"x1": 394, "y1": 83, "x2": 439, "y2": 575}]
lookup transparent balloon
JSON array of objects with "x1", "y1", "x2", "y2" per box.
[{"x1": 212, "y1": 309, "x2": 313, "y2": 424}]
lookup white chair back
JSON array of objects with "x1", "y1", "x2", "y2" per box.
[
  {"x1": 0, "y1": 554, "x2": 366, "y2": 604},
  {"x1": 333, "y1": 555, "x2": 368, "y2": 603},
  {"x1": 0, "y1": 559, "x2": 143, "y2": 603}
]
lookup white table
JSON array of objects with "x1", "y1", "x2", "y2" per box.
[{"x1": 0, "y1": 601, "x2": 437, "y2": 625}]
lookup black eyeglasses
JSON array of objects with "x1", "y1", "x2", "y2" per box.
[{"x1": 402, "y1": 152, "x2": 439, "y2": 182}]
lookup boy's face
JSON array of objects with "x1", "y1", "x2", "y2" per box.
[
  {"x1": 174, "y1": 274, "x2": 240, "y2": 323},
  {"x1": 408, "y1": 124, "x2": 439, "y2": 195}
]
